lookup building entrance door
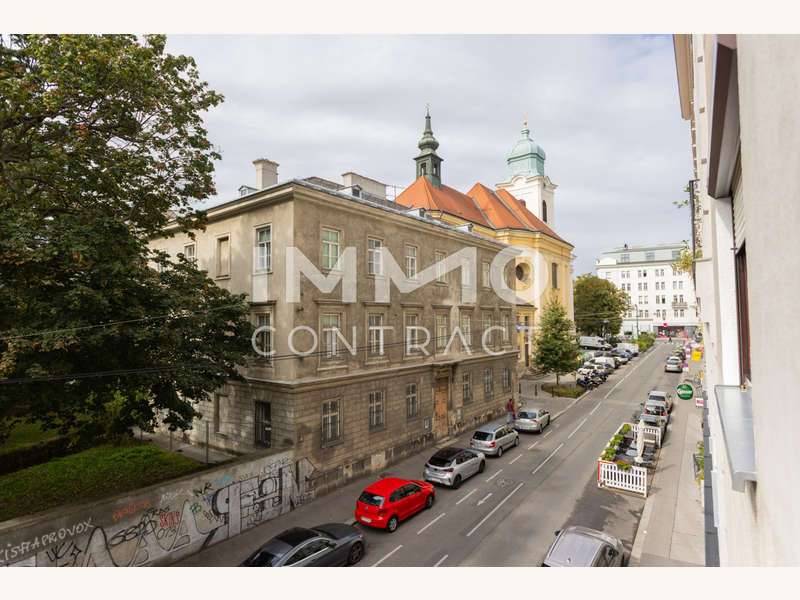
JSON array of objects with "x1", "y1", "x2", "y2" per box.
[{"x1": 433, "y1": 378, "x2": 449, "y2": 439}]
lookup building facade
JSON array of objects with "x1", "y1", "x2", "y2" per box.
[
  {"x1": 150, "y1": 162, "x2": 518, "y2": 496},
  {"x1": 674, "y1": 34, "x2": 800, "y2": 565},
  {"x1": 395, "y1": 112, "x2": 574, "y2": 369},
  {"x1": 596, "y1": 243, "x2": 698, "y2": 338}
]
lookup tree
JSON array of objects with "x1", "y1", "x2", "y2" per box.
[
  {"x1": 0, "y1": 35, "x2": 254, "y2": 443},
  {"x1": 533, "y1": 298, "x2": 579, "y2": 385},
  {"x1": 573, "y1": 274, "x2": 629, "y2": 336}
]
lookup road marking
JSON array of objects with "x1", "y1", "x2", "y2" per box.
[
  {"x1": 434, "y1": 554, "x2": 448, "y2": 567},
  {"x1": 543, "y1": 431, "x2": 552, "y2": 438},
  {"x1": 456, "y1": 489, "x2": 476, "y2": 505},
  {"x1": 509, "y1": 454, "x2": 522, "y2": 464},
  {"x1": 486, "y1": 469, "x2": 503, "y2": 482},
  {"x1": 417, "y1": 512, "x2": 446, "y2": 535},
  {"x1": 604, "y1": 344, "x2": 661, "y2": 400},
  {"x1": 477, "y1": 492, "x2": 492, "y2": 506},
  {"x1": 568, "y1": 417, "x2": 588, "y2": 439},
  {"x1": 371, "y1": 544, "x2": 402, "y2": 567},
  {"x1": 589, "y1": 402, "x2": 602, "y2": 415},
  {"x1": 531, "y1": 443, "x2": 564, "y2": 476},
  {"x1": 527, "y1": 441, "x2": 540, "y2": 450},
  {"x1": 466, "y1": 482, "x2": 525, "y2": 537}
]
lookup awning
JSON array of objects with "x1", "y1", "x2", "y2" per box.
[{"x1": 714, "y1": 385, "x2": 756, "y2": 492}]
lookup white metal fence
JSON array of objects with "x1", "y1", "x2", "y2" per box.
[
  {"x1": 631, "y1": 422, "x2": 662, "y2": 447},
  {"x1": 597, "y1": 460, "x2": 648, "y2": 497}
]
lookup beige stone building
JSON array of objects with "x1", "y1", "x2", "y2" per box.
[{"x1": 150, "y1": 161, "x2": 518, "y2": 494}]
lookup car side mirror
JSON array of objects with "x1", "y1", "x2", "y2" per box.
[{"x1": 554, "y1": 530, "x2": 561, "y2": 537}]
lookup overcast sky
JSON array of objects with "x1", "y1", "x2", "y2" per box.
[{"x1": 166, "y1": 35, "x2": 694, "y2": 278}]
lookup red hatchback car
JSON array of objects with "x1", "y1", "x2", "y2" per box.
[{"x1": 355, "y1": 477, "x2": 435, "y2": 532}]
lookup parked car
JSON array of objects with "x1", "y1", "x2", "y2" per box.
[
  {"x1": 611, "y1": 349, "x2": 631, "y2": 363},
  {"x1": 355, "y1": 477, "x2": 435, "y2": 532},
  {"x1": 469, "y1": 423, "x2": 519, "y2": 457},
  {"x1": 593, "y1": 356, "x2": 617, "y2": 370},
  {"x1": 589, "y1": 361, "x2": 613, "y2": 376},
  {"x1": 642, "y1": 398, "x2": 670, "y2": 426},
  {"x1": 664, "y1": 357, "x2": 682, "y2": 373},
  {"x1": 542, "y1": 526, "x2": 626, "y2": 567},
  {"x1": 647, "y1": 390, "x2": 672, "y2": 413},
  {"x1": 616, "y1": 342, "x2": 639, "y2": 356},
  {"x1": 514, "y1": 407, "x2": 550, "y2": 433},
  {"x1": 423, "y1": 446, "x2": 485, "y2": 489},
  {"x1": 239, "y1": 523, "x2": 364, "y2": 567},
  {"x1": 578, "y1": 336, "x2": 611, "y2": 350}
]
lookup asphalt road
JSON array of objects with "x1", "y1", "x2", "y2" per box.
[{"x1": 175, "y1": 341, "x2": 683, "y2": 567}]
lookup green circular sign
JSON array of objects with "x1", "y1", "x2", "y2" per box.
[{"x1": 676, "y1": 383, "x2": 693, "y2": 400}]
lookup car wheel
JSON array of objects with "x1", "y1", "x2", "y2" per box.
[
  {"x1": 514, "y1": 435, "x2": 519, "y2": 447},
  {"x1": 386, "y1": 515, "x2": 399, "y2": 532},
  {"x1": 452, "y1": 475, "x2": 462, "y2": 489},
  {"x1": 347, "y1": 541, "x2": 365, "y2": 565},
  {"x1": 496, "y1": 445, "x2": 503, "y2": 458},
  {"x1": 478, "y1": 460, "x2": 485, "y2": 473},
  {"x1": 425, "y1": 493, "x2": 434, "y2": 509}
]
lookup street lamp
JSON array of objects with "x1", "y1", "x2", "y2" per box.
[{"x1": 602, "y1": 319, "x2": 608, "y2": 338}]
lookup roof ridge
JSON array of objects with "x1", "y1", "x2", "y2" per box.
[{"x1": 491, "y1": 188, "x2": 534, "y2": 232}]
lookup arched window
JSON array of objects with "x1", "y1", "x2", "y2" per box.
[
  {"x1": 542, "y1": 200, "x2": 548, "y2": 223},
  {"x1": 551, "y1": 262, "x2": 558, "y2": 289}
]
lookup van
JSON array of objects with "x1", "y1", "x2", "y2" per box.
[
  {"x1": 594, "y1": 356, "x2": 616, "y2": 370},
  {"x1": 616, "y1": 342, "x2": 639, "y2": 356},
  {"x1": 578, "y1": 336, "x2": 611, "y2": 350}
]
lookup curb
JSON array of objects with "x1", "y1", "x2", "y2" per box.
[{"x1": 629, "y1": 485, "x2": 655, "y2": 566}]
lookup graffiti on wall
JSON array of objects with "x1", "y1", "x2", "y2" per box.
[{"x1": 1, "y1": 454, "x2": 316, "y2": 567}]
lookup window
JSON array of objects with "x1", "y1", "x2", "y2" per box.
[
  {"x1": 462, "y1": 373, "x2": 472, "y2": 404},
  {"x1": 638, "y1": 283, "x2": 642, "y2": 291},
  {"x1": 183, "y1": 243, "x2": 196, "y2": 265},
  {"x1": 368, "y1": 314, "x2": 384, "y2": 356},
  {"x1": 680, "y1": 309, "x2": 685, "y2": 317},
  {"x1": 645, "y1": 251, "x2": 655, "y2": 261},
  {"x1": 216, "y1": 235, "x2": 230, "y2": 278},
  {"x1": 672, "y1": 250, "x2": 680, "y2": 260},
  {"x1": 461, "y1": 257, "x2": 471, "y2": 287},
  {"x1": 501, "y1": 313, "x2": 510, "y2": 343},
  {"x1": 256, "y1": 313, "x2": 272, "y2": 359},
  {"x1": 256, "y1": 226, "x2": 271, "y2": 271},
  {"x1": 503, "y1": 368, "x2": 511, "y2": 392},
  {"x1": 435, "y1": 313, "x2": 448, "y2": 351},
  {"x1": 735, "y1": 244, "x2": 751, "y2": 382},
  {"x1": 368, "y1": 238, "x2": 383, "y2": 276},
  {"x1": 673, "y1": 295, "x2": 678, "y2": 303},
  {"x1": 484, "y1": 368, "x2": 493, "y2": 398},
  {"x1": 673, "y1": 280, "x2": 677, "y2": 290},
  {"x1": 483, "y1": 312, "x2": 492, "y2": 346},
  {"x1": 322, "y1": 313, "x2": 341, "y2": 359},
  {"x1": 255, "y1": 401, "x2": 271, "y2": 448},
  {"x1": 482, "y1": 261, "x2": 490, "y2": 288},
  {"x1": 435, "y1": 251, "x2": 446, "y2": 282},
  {"x1": 322, "y1": 400, "x2": 340, "y2": 445},
  {"x1": 322, "y1": 228, "x2": 340, "y2": 270},
  {"x1": 286, "y1": 540, "x2": 329, "y2": 565},
  {"x1": 679, "y1": 294, "x2": 684, "y2": 303},
  {"x1": 405, "y1": 245, "x2": 417, "y2": 279},
  {"x1": 642, "y1": 282, "x2": 648, "y2": 291},
  {"x1": 678, "y1": 280, "x2": 684, "y2": 290},
  {"x1": 673, "y1": 311, "x2": 678, "y2": 318},
  {"x1": 551, "y1": 263, "x2": 558, "y2": 289},
  {"x1": 369, "y1": 390, "x2": 385, "y2": 430},
  {"x1": 642, "y1": 270, "x2": 647, "y2": 277},
  {"x1": 542, "y1": 200, "x2": 548, "y2": 223},
  {"x1": 620, "y1": 254, "x2": 630, "y2": 263},
  {"x1": 405, "y1": 313, "x2": 419, "y2": 353},
  {"x1": 460, "y1": 312, "x2": 472, "y2": 348},
  {"x1": 406, "y1": 384, "x2": 419, "y2": 418}
]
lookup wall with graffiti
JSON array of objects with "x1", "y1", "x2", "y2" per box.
[{"x1": 0, "y1": 451, "x2": 316, "y2": 567}]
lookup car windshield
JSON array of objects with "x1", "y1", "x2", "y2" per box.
[
  {"x1": 473, "y1": 431, "x2": 492, "y2": 441},
  {"x1": 518, "y1": 411, "x2": 537, "y2": 419},
  {"x1": 667, "y1": 359, "x2": 679, "y2": 364},
  {"x1": 428, "y1": 455, "x2": 453, "y2": 467},
  {"x1": 241, "y1": 548, "x2": 278, "y2": 567},
  {"x1": 358, "y1": 491, "x2": 384, "y2": 507}
]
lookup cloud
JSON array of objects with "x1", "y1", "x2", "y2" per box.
[{"x1": 166, "y1": 34, "x2": 693, "y2": 279}]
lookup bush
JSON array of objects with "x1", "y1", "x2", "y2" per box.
[
  {"x1": 620, "y1": 424, "x2": 631, "y2": 435},
  {"x1": 636, "y1": 332, "x2": 655, "y2": 352},
  {"x1": 616, "y1": 460, "x2": 632, "y2": 471},
  {"x1": 541, "y1": 384, "x2": 586, "y2": 399}
]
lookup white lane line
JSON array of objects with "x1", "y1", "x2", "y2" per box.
[
  {"x1": 543, "y1": 431, "x2": 552, "y2": 438},
  {"x1": 433, "y1": 554, "x2": 448, "y2": 567},
  {"x1": 567, "y1": 417, "x2": 588, "y2": 440},
  {"x1": 477, "y1": 492, "x2": 492, "y2": 505},
  {"x1": 486, "y1": 468, "x2": 503, "y2": 482},
  {"x1": 531, "y1": 443, "x2": 564, "y2": 476},
  {"x1": 456, "y1": 489, "x2": 476, "y2": 505},
  {"x1": 466, "y1": 482, "x2": 525, "y2": 537},
  {"x1": 589, "y1": 402, "x2": 602, "y2": 415},
  {"x1": 417, "y1": 512, "x2": 446, "y2": 535},
  {"x1": 604, "y1": 344, "x2": 661, "y2": 400},
  {"x1": 509, "y1": 454, "x2": 522, "y2": 464},
  {"x1": 527, "y1": 441, "x2": 540, "y2": 450},
  {"x1": 371, "y1": 544, "x2": 403, "y2": 567}
]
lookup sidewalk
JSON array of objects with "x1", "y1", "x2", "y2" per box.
[{"x1": 629, "y1": 354, "x2": 705, "y2": 566}]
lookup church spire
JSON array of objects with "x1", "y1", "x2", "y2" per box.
[{"x1": 414, "y1": 105, "x2": 443, "y2": 188}]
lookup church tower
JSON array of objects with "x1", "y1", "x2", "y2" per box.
[{"x1": 414, "y1": 107, "x2": 443, "y2": 188}]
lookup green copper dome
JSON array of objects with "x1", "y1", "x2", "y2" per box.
[{"x1": 507, "y1": 124, "x2": 546, "y2": 178}]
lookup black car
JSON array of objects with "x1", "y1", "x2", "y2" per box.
[{"x1": 240, "y1": 523, "x2": 364, "y2": 567}]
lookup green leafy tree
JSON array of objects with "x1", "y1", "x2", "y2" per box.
[
  {"x1": 0, "y1": 34, "x2": 254, "y2": 443},
  {"x1": 533, "y1": 299, "x2": 579, "y2": 385},
  {"x1": 573, "y1": 274, "x2": 629, "y2": 336}
]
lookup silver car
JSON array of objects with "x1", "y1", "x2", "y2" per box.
[
  {"x1": 664, "y1": 357, "x2": 683, "y2": 373},
  {"x1": 469, "y1": 424, "x2": 519, "y2": 457},
  {"x1": 514, "y1": 408, "x2": 550, "y2": 433},
  {"x1": 542, "y1": 526, "x2": 626, "y2": 567},
  {"x1": 423, "y1": 446, "x2": 486, "y2": 489}
]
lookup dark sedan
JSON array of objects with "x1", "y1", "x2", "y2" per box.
[{"x1": 240, "y1": 523, "x2": 364, "y2": 567}]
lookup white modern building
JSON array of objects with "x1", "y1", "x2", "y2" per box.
[
  {"x1": 596, "y1": 243, "x2": 698, "y2": 338},
  {"x1": 674, "y1": 35, "x2": 800, "y2": 566}
]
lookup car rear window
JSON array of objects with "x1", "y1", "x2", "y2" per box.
[
  {"x1": 241, "y1": 549, "x2": 278, "y2": 567},
  {"x1": 472, "y1": 431, "x2": 492, "y2": 441},
  {"x1": 428, "y1": 456, "x2": 453, "y2": 467},
  {"x1": 518, "y1": 411, "x2": 537, "y2": 419},
  {"x1": 358, "y1": 491, "x2": 384, "y2": 507}
]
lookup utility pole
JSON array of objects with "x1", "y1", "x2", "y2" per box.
[
  {"x1": 635, "y1": 304, "x2": 639, "y2": 339},
  {"x1": 205, "y1": 421, "x2": 209, "y2": 464}
]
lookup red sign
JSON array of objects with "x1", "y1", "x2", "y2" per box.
[{"x1": 663, "y1": 323, "x2": 667, "y2": 327}]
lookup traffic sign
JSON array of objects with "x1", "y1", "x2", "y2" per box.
[{"x1": 676, "y1": 383, "x2": 693, "y2": 400}]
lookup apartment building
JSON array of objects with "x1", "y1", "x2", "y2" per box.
[
  {"x1": 674, "y1": 35, "x2": 800, "y2": 565},
  {"x1": 596, "y1": 243, "x2": 698, "y2": 338},
  {"x1": 150, "y1": 160, "x2": 518, "y2": 495}
]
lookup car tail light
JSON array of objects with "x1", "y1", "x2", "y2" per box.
[
  {"x1": 377, "y1": 508, "x2": 386, "y2": 516},
  {"x1": 489, "y1": 441, "x2": 495, "y2": 447},
  {"x1": 531, "y1": 419, "x2": 537, "y2": 423},
  {"x1": 443, "y1": 467, "x2": 454, "y2": 472}
]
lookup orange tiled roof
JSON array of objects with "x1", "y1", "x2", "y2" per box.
[
  {"x1": 395, "y1": 176, "x2": 491, "y2": 228},
  {"x1": 494, "y1": 188, "x2": 568, "y2": 243},
  {"x1": 467, "y1": 183, "x2": 532, "y2": 231}
]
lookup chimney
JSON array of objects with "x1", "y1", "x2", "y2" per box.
[{"x1": 253, "y1": 158, "x2": 279, "y2": 189}]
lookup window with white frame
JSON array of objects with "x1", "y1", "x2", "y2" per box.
[
  {"x1": 405, "y1": 313, "x2": 419, "y2": 353},
  {"x1": 501, "y1": 313, "x2": 510, "y2": 343},
  {"x1": 460, "y1": 312, "x2": 472, "y2": 348},
  {"x1": 503, "y1": 368, "x2": 511, "y2": 392},
  {"x1": 322, "y1": 228, "x2": 340, "y2": 270},
  {"x1": 673, "y1": 280, "x2": 677, "y2": 290},
  {"x1": 256, "y1": 313, "x2": 272, "y2": 359},
  {"x1": 435, "y1": 251, "x2": 446, "y2": 282},
  {"x1": 462, "y1": 373, "x2": 472, "y2": 404},
  {"x1": 322, "y1": 313, "x2": 341, "y2": 358},
  {"x1": 483, "y1": 368, "x2": 493, "y2": 398},
  {"x1": 256, "y1": 226, "x2": 271, "y2": 271},
  {"x1": 369, "y1": 390, "x2": 385, "y2": 430},
  {"x1": 461, "y1": 257, "x2": 471, "y2": 287},
  {"x1": 216, "y1": 235, "x2": 230, "y2": 278},
  {"x1": 406, "y1": 383, "x2": 419, "y2": 418},
  {"x1": 368, "y1": 238, "x2": 383, "y2": 276},
  {"x1": 405, "y1": 245, "x2": 417, "y2": 279},
  {"x1": 642, "y1": 282, "x2": 648, "y2": 291},
  {"x1": 322, "y1": 400, "x2": 340, "y2": 445},
  {"x1": 482, "y1": 261, "x2": 490, "y2": 288},
  {"x1": 435, "y1": 313, "x2": 448, "y2": 351},
  {"x1": 645, "y1": 251, "x2": 655, "y2": 261},
  {"x1": 483, "y1": 312, "x2": 492, "y2": 346},
  {"x1": 368, "y1": 314, "x2": 384, "y2": 356},
  {"x1": 679, "y1": 280, "x2": 684, "y2": 290},
  {"x1": 680, "y1": 309, "x2": 685, "y2": 317},
  {"x1": 620, "y1": 254, "x2": 630, "y2": 263},
  {"x1": 183, "y1": 243, "x2": 196, "y2": 265}
]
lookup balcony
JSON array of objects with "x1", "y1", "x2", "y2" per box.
[{"x1": 672, "y1": 301, "x2": 688, "y2": 310}]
